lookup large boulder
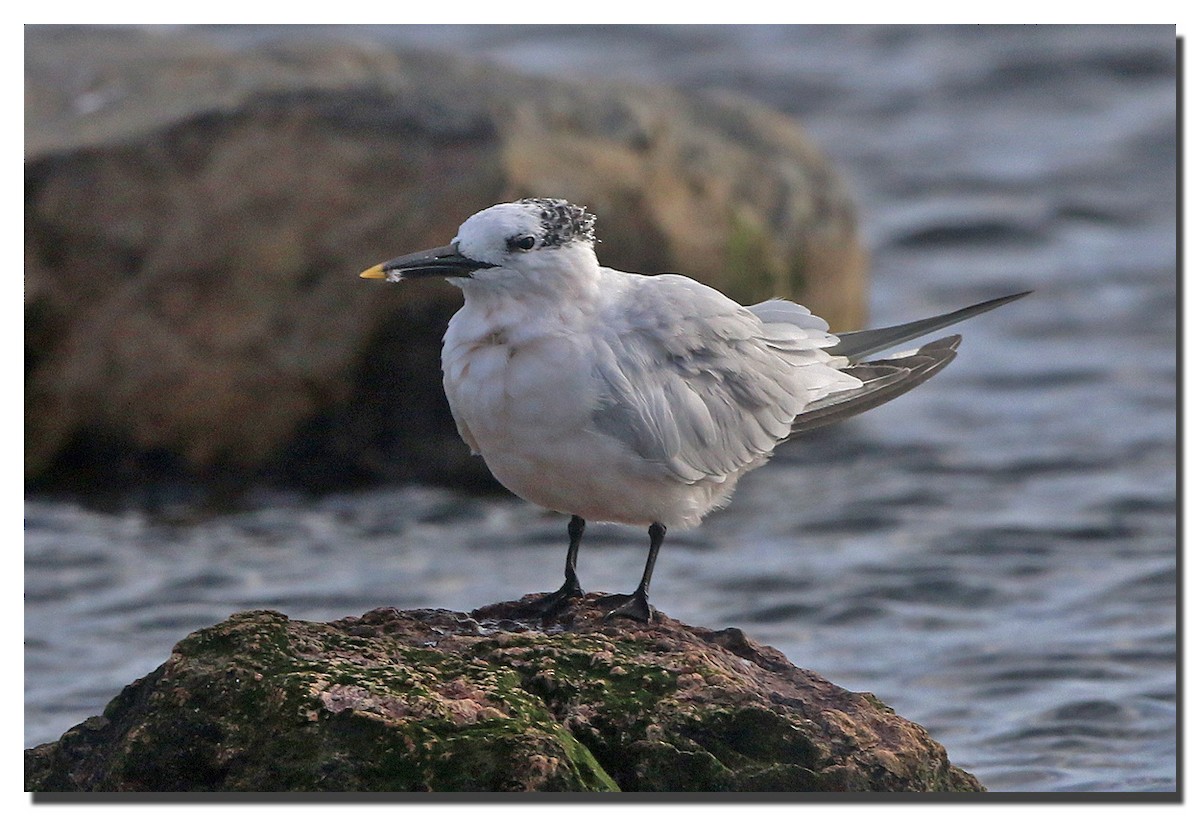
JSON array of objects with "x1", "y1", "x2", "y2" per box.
[
  {"x1": 25, "y1": 26, "x2": 867, "y2": 498},
  {"x1": 25, "y1": 599, "x2": 982, "y2": 792}
]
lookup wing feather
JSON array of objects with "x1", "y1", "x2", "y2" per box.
[
  {"x1": 590, "y1": 275, "x2": 860, "y2": 483},
  {"x1": 789, "y1": 335, "x2": 962, "y2": 435}
]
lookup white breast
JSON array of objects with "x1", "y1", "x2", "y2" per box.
[
  {"x1": 440, "y1": 300, "x2": 721, "y2": 528},
  {"x1": 441, "y1": 302, "x2": 591, "y2": 479}
]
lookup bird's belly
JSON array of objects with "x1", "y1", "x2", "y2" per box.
[
  {"x1": 483, "y1": 433, "x2": 683, "y2": 525},
  {"x1": 443, "y1": 336, "x2": 725, "y2": 528}
]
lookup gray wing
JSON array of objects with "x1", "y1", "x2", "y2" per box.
[
  {"x1": 831, "y1": 291, "x2": 1030, "y2": 361},
  {"x1": 589, "y1": 274, "x2": 860, "y2": 483},
  {"x1": 789, "y1": 335, "x2": 961, "y2": 435},
  {"x1": 786, "y1": 291, "x2": 1030, "y2": 434}
]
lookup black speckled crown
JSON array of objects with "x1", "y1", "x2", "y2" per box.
[{"x1": 520, "y1": 198, "x2": 597, "y2": 246}]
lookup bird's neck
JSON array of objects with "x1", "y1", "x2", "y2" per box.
[
  {"x1": 452, "y1": 255, "x2": 604, "y2": 314},
  {"x1": 448, "y1": 268, "x2": 606, "y2": 346}
]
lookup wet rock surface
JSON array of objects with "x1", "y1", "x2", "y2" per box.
[{"x1": 25, "y1": 598, "x2": 982, "y2": 793}]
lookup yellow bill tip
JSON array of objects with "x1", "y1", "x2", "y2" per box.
[{"x1": 359, "y1": 264, "x2": 387, "y2": 280}]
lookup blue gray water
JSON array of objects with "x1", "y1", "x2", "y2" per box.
[{"x1": 24, "y1": 25, "x2": 1177, "y2": 792}]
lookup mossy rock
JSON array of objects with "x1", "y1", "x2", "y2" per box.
[{"x1": 25, "y1": 599, "x2": 983, "y2": 793}]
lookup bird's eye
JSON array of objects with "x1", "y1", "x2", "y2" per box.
[{"x1": 507, "y1": 235, "x2": 537, "y2": 251}]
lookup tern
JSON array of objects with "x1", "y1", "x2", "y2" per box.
[{"x1": 361, "y1": 198, "x2": 1027, "y2": 622}]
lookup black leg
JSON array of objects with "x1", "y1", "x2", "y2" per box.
[
  {"x1": 599, "y1": 522, "x2": 665, "y2": 623},
  {"x1": 529, "y1": 515, "x2": 586, "y2": 614}
]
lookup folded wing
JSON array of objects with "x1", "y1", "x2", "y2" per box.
[{"x1": 589, "y1": 275, "x2": 861, "y2": 484}]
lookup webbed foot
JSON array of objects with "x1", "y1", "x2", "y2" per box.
[{"x1": 596, "y1": 590, "x2": 655, "y2": 623}]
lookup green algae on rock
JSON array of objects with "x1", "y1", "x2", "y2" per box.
[{"x1": 25, "y1": 599, "x2": 984, "y2": 793}]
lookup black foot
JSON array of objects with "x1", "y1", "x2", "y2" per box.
[
  {"x1": 597, "y1": 591, "x2": 655, "y2": 623},
  {"x1": 527, "y1": 577, "x2": 584, "y2": 616}
]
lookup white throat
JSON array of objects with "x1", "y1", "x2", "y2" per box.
[{"x1": 450, "y1": 244, "x2": 603, "y2": 306}]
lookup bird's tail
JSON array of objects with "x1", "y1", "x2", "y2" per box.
[
  {"x1": 790, "y1": 335, "x2": 961, "y2": 436},
  {"x1": 789, "y1": 290, "x2": 1030, "y2": 436}
]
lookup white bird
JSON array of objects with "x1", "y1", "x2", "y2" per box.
[{"x1": 361, "y1": 198, "x2": 1027, "y2": 622}]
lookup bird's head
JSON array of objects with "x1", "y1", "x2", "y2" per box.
[{"x1": 360, "y1": 198, "x2": 599, "y2": 294}]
